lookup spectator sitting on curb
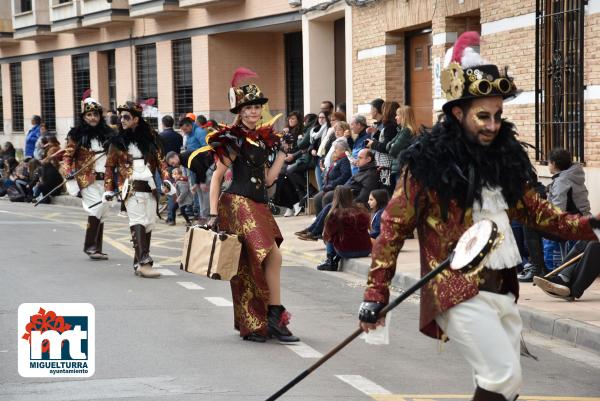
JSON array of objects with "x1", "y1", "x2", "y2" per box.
[
  {"x1": 317, "y1": 185, "x2": 372, "y2": 271},
  {"x1": 367, "y1": 189, "x2": 389, "y2": 244},
  {"x1": 534, "y1": 240, "x2": 600, "y2": 301}
]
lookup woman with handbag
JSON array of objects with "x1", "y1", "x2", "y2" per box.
[{"x1": 207, "y1": 68, "x2": 300, "y2": 343}]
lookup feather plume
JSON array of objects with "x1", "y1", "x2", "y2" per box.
[
  {"x1": 451, "y1": 31, "x2": 480, "y2": 63},
  {"x1": 142, "y1": 98, "x2": 156, "y2": 107},
  {"x1": 81, "y1": 88, "x2": 92, "y2": 100},
  {"x1": 230, "y1": 67, "x2": 258, "y2": 87}
]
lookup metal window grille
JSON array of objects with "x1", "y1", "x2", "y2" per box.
[
  {"x1": 172, "y1": 38, "x2": 193, "y2": 127},
  {"x1": 0, "y1": 78, "x2": 4, "y2": 133},
  {"x1": 535, "y1": 0, "x2": 585, "y2": 163},
  {"x1": 10, "y1": 63, "x2": 24, "y2": 132},
  {"x1": 136, "y1": 44, "x2": 158, "y2": 129},
  {"x1": 39, "y1": 58, "x2": 56, "y2": 133},
  {"x1": 72, "y1": 54, "x2": 90, "y2": 126},
  {"x1": 106, "y1": 50, "x2": 117, "y2": 113},
  {"x1": 20, "y1": 0, "x2": 32, "y2": 12},
  {"x1": 284, "y1": 32, "x2": 304, "y2": 115}
]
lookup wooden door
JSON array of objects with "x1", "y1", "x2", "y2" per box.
[{"x1": 408, "y1": 32, "x2": 433, "y2": 128}]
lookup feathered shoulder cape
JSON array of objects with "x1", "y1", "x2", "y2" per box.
[{"x1": 201, "y1": 124, "x2": 281, "y2": 162}]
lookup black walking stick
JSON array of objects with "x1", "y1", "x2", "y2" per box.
[
  {"x1": 265, "y1": 220, "x2": 501, "y2": 401},
  {"x1": 33, "y1": 152, "x2": 107, "y2": 207},
  {"x1": 86, "y1": 190, "x2": 122, "y2": 209}
]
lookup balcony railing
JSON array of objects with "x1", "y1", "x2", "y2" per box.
[
  {"x1": 178, "y1": 0, "x2": 243, "y2": 7},
  {"x1": 128, "y1": 0, "x2": 185, "y2": 18},
  {"x1": 12, "y1": 0, "x2": 54, "y2": 39},
  {"x1": 50, "y1": 0, "x2": 83, "y2": 32},
  {"x1": 81, "y1": 0, "x2": 130, "y2": 28}
]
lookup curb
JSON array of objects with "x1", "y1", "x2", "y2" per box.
[{"x1": 340, "y1": 257, "x2": 600, "y2": 354}]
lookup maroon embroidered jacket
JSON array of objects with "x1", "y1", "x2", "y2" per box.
[
  {"x1": 363, "y1": 173, "x2": 598, "y2": 339},
  {"x1": 103, "y1": 144, "x2": 170, "y2": 192}
]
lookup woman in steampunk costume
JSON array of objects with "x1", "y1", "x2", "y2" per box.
[
  {"x1": 63, "y1": 96, "x2": 115, "y2": 260},
  {"x1": 104, "y1": 101, "x2": 172, "y2": 278},
  {"x1": 206, "y1": 68, "x2": 299, "y2": 343},
  {"x1": 358, "y1": 32, "x2": 600, "y2": 400}
]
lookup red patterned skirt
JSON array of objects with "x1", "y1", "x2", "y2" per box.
[{"x1": 218, "y1": 192, "x2": 283, "y2": 337}]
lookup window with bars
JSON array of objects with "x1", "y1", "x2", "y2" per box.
[
  {"x1": 72, "y1": 54, "x2": 90, "y2": 126},
  {"x1": 20, "y1": 0, "x2": 32, "y2": 13},
  {"x1": 535, "y1": 0, "x2": 585, "y2": 163},
  {"x1": 172, "y1": 39, "x2": 193, "y2": 127},
  {"x1": 136, "y1": 44, "x2": 158, "y2": 129},
  {"x1": 106, "y1": 50, "x2": 117, "y2": 112},
  {"x1": 0, "y1": 78, "x2": 4, "y2": 134},
  {"x1": 10, "y1": 63, "x2": 24, "y2": 132},
  {"x1": 284, "y1": 32, "x2": 304, "y2": 115},
  {"x1": 40, "y1": 58, "x2": 56, "y2": 133}
]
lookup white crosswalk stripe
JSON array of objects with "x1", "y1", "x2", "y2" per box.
[
  {"x1": 176, "y1": 282, "x2": 204, "y2": 290},
  {"x1": 284, "y1": 342, "x2": 323, "y2": 358},
  {"x1": 154, "y1": 269, "x2": 177, "y2": 276},
  {"x1": 335, "y1": 374, "x2": 391, "y2": 395},
  {"x1": 204, "y1": 297, "x2": 233, "y2": 306}
]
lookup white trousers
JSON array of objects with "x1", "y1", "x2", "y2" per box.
[
  {"x1": 435, "y1": 291, "x2": 522, "y2": 400},
  {"x1": 81, "y1": 181, "x2": 110, "y2": 220},
  {"x1": 126, "y1": 192, "x2": 156, "y2": 232}
]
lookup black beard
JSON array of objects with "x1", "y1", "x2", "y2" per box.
[{"x1": 399, "y1": 114, "x2": 537, "y2": 216}]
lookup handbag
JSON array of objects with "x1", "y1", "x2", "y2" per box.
[{"x1": 180, "y1": 226, "x2": 242, "y2": 280}]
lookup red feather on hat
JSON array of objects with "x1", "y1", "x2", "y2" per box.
[
  {"x1": 143, "y1": 98, "x2": 156, "y2": 107},
  {"x1": 81, "y1": 88, "x2": 91, "y2": 100},
  {"x1": 451, "y1": 31, "x2": 480, "y2": 63},
  {"x1": 230, "y1": 67, "x2": 258, "y2": 87}
]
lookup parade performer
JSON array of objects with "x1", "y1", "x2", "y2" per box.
[
  {"x1": 206, "y1": 67, "x2": 299, "y2": 343},
  {"x1": 104, "y1": 101, "x2": 172, "y2": 278},
  {"x1": 358, "y1": 32, "x2": 600, "y2": 401},
  {"x1": 63, "y1": 96, "x2": 115, "y2": 260}
]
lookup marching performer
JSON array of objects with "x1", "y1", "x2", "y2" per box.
[
  {"x1": 63, "y1": 97, "x2": 115, "y2": 260},
  {"x1": 358, "y1": 32, "x2": 600, "y2": 401},
  {"x1": 206, "y1": 68, "x2": 299, "y2": 343},
  {"x1": 104, "y1": 101, "x2": 172, "y2": 278}
]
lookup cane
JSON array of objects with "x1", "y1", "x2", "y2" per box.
[
  {"x1": 33, "y1": 152, "x2": 106, "y2": 207},
  {"x1": 86, "y1": 190, "x2": 122, "y2": 209},
  {"x1": 265, "y1": 220, "x2": 501, "y2": 401},
  {"x1": 541, "y1": 252, "x2": 583, "y2": 279}
]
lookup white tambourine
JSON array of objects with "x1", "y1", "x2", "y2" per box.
[
  {"x1": 450, "y1": 219, "x2": 500, "y2": 272},
  {"x1": 162, "y1": 180, "x2": 176, "y2": 196},
  {"x1": 119, "y1": 178, "x2": 131, "y2": 201}
]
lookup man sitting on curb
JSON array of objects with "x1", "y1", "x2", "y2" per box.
[{"x1": 534, "y1": 241, "x2": 600, "y2": 301}]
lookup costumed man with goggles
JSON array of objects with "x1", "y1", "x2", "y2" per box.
[{"x1": 358, "y1": 32, "x2": 600, "y2": 401}]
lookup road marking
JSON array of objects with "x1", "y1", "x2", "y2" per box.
[
  {"x1": 177, "y1": 281, "x2": 204, "y2": 290},
  {"x1": 336, "y1": 375, "x2": 391, "y2": 396},
  {"x1": 368, "y1": 396, "x2": 600, "y2": 401},
  {"x1": 204, "y1": 297, "x2": 233, "y2": 307},
  {"x1": 284, "y1": 341, "x2": 323, "y2": 358},
  {"x1": 154, "y1": 269, "x2": 177, "y2": 276}
]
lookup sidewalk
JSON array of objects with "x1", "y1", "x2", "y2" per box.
[
  {"x1": 276, "y1": 214, "x2": 600, "y2": 354},
  {"x1": 48, "y1": 195, "x2": 600, "y2": 353}
]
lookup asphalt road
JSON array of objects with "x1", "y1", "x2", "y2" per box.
[{"x1": 1, "y1": 200, "x2": 599, "y2": 401}]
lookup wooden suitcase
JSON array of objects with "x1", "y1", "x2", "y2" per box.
[{"x1": 180, "y1": 226, "x2": 241, "y2": 280}]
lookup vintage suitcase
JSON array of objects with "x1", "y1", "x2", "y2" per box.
[{"x1": 180, "y1": 226, "x2": 242, "y2": 280}]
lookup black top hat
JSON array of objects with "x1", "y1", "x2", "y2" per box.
[
  {"x1": 441, "y1": 32, "x2": 518, "y2": 113},
  {"x1": 117, "y1": 101, "x2": 143, "y2": 117},
  {"x1": 228, "y1": 67, "x2": 268, "y2": 114}
]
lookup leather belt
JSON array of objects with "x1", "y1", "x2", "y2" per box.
[
  {"x1": 477, "y1": 266, "x2": 516, "y2": 294},
  {"x1": 95, "y1": 172, "x2": 105, "y2": 180},
  {"x1": 131, "y1": 180, "x2": 152, "y2": 192}
]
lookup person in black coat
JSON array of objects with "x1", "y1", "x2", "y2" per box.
[
  {"x1": 313, "y1": 140, "x2": 352, "y2": 215},
  {"x1": 159, "y1": 115, "x2": 183, "y2": 155}
]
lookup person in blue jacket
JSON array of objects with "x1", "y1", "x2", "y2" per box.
[{"x1": 24, "y1": 115, "x2": 42, "y2": 159}]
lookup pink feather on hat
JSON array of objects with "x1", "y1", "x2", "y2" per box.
[
  {"x1": 143, "y1": 98, "x2": 156, "y2": 107},
  {"x1": 451, "y1": 31, "x2": 480, "y2": 63},
  {"x1": 230, "y1": 67, "x2": 258, "y2": 87},
  {"x1": 81, "y1": 88, "x2": 92, "y2": 100}
]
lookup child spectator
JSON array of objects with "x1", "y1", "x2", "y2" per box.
[
  {"x1": 318, "y1": 186, "x2": 372, "y2": 271},
  {"x1": 171, "y1": 167, "x2": 193, "y2": 226},
  {"x1": 367, "y1": 189, "x2": 389, "y2": 243}
]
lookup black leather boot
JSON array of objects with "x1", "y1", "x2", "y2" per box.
[
  {"x1": 130, "y1": 225, "x2": 159, "y2": 278},
  {"x1": 317, "y1": 254, "x2": 338, "y2": 271},
  {"x1": 84, "y1": 216, "x2": 100, "y2": 256},
  {"x1": 243, "y1": 333, "x2": 267, "y2": 343},
  {"x1": 472, "y1": 387, "x2": 508, "y2": 401},
  {"x1": 267, "y1": 305, "x2": 299, "y2": 342},
  {"x1": 90, "y1": 222, "x2": 108, "y2": 260}
]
